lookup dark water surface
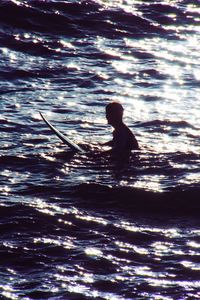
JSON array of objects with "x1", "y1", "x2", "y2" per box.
[{"x1": 1, "y1": 0, "x2": 200, "y2": 299}]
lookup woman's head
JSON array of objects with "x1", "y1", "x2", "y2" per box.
[{"x1": 106, "y1": 102, "x2": 124, "y2": 127}]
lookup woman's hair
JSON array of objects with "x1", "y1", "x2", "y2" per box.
[{"x1": 106, "y1": 102, "x2": 124, "y2": 115}]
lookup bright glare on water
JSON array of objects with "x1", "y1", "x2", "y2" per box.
[{"x1": 1, "y1": 0, "x2": 200, "y2": 299}]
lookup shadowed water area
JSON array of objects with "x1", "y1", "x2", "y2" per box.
[{"x1": 0, "y1": 0, "x2": 200, "y2": 299}]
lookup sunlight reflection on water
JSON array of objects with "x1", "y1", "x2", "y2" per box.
[{"x1": 1, "y1": 1, "x2": 200, "y2": 299}]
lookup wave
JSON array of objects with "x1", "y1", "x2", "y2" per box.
[
  {"x1": 75, "y1": 182, "x2": 200, "y2": 214},
  {"x1": 132, "y1": 120, "x2": 200, "y2": 143},
  {"x1": 0, "y1": 0, "x2": 180, "y2": 39},
  {"x1": 1, "y1": 151, "x2": 199, "y2": 215},
  {"x1": 138, "y1": 119, "x2": 194, "y2": 127}
]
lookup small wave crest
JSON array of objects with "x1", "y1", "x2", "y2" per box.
[
  {"x1": 75, "y1": 182, "x2": 200, "y2": 214},
  {"x1": 0, "y1": 0, "x2": 173, "y2": 39}
]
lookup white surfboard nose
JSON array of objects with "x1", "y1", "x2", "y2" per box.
[{"x1": 39, "y1": 112, "x2": 84, "y2": 153}]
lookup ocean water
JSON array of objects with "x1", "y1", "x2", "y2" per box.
[{"x1": 0, "y1": 0, "x2": 200, "y2": 299}]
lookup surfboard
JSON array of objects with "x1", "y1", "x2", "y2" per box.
[{"x1": 40, "y1": 112, "x2": 84, "y2": 153}]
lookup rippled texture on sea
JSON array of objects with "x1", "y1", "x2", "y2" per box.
[{"x1": 0, "y1": 0, "x2": 200, "y2": 299}]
